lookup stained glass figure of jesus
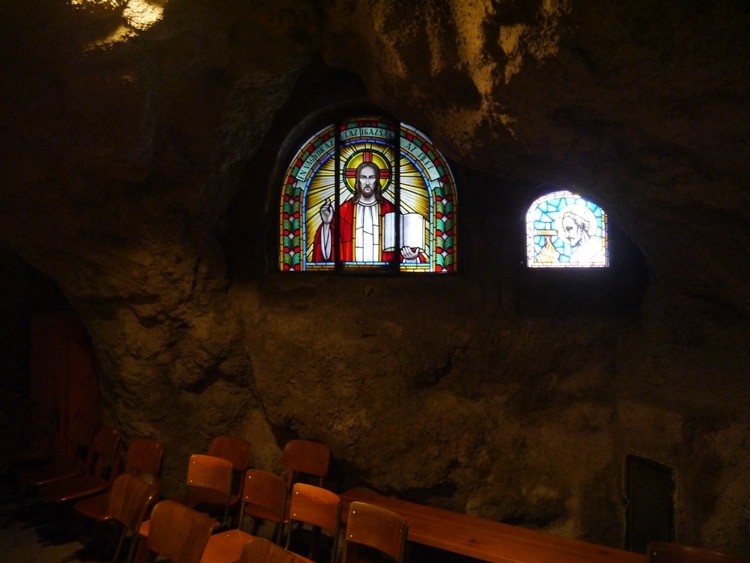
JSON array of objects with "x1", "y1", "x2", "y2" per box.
[{"x1": 312, "y1": 161, "x2": 426, "y2": 264}]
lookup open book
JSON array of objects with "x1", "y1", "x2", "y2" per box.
[{"x1": 383, "y1": 212, "x2": 425, "y2": 251}]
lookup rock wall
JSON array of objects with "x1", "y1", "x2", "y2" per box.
[{"x1": 0, "y1": 0, "x2": 748, "y2": 558}]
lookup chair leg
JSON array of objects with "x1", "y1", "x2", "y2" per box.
[
  {"x1": 131, "y1": 534, "x2": 151, "y2": 563},
  {"x1": 120, "y1": 529, "x2": 144, "y2": 563},
  {"x1": 66, "y1": 519, "x2": 114, "y2": 562}
]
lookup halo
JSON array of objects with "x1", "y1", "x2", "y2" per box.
[
  {"x1": 557, "y1": 203, "x2": 599, "y2": 238},
  {"x1": 343, "y1": 150, "x2": 392, "y2": 195}
]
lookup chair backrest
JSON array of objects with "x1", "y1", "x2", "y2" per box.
[
  {"x1": 125, "y1": 438, "x2": 164, "y2": 490},
  {"x1": 65, "y1": 415, "x2": 98, "y2": 470},
  {"x1": 109, "y1": 473, "x2": 157, "y2": 529},
  {"x1": 281, "y1": 439, "x2": 330, "y2": 489},
  {"x1": 186, "y1": 453, "x2": 234, "y2": 493},
  {"x1": 285, "y1": 483, "x2": 341, "y2": 561},
  {"x1": 185, "y1": 453, "x2": 233, "y2": 526},
  {"x1": 647, "y1": 541, "x2": 745, "y2": 563},
  {"x1": 147, "y1": 499, "x2": 215, "y2": 563},
  {"x1": 239, "y1": 469, "x2": 287, "y2": 541},
  {"x1": 208, "y1": 435, "x2": 252, "y2": 474},
  {"x1": 107, "y1": 473, "x2": 158, "y2": 563},
  {"x1": 86, "y1": 425, "x2": 123, "y2": 484},
  {"x1": 208, "y1": 435, "x2": 252, "y2": 511},
  {"x1": 343, "y1": 501, "x2": 408, "y2": 563}
]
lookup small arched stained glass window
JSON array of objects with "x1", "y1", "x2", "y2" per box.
[
  {"x1": 280, "y1": 116, "x2": 457, "y2": 273},
  {"x1": 526, "y1": 190, "x2": 608, "y2": 268}
]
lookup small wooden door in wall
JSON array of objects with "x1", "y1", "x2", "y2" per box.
[
  {"x1": 625, "y1": 454, "x2": 675, "y2": 553},
  {"x1": 30, "y1": 310, "x2": 101, "y2": 457}
]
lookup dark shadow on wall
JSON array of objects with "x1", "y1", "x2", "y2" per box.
[
  {"x1": 220, "y1": 58, "x2": 371, "y2": 282},
  {"x1": 0, "y1": 246, "x2": 69, "y2": 397},
  {"x1": 515, "y1": 222, "x2": 650, "y2": 318}
]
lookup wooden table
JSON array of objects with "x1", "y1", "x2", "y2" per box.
[{"x1": 340, "y1": 488, "x2": 646, "y2": 563}]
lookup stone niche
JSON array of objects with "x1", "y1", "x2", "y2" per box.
[{"x1": 0, "y1": 0, "x2": 749, "y2": 560}]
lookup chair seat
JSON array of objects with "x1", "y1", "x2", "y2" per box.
[
  {"x1": 201, "y1": 529, "x2": 254, "y2": 563},
  {"x1": 74, "y1": 437, "x2": 164, "y2": 527},
  {"x1": 140, "y1": 513, "x2": 222, "y2": 541},
  {"x1": 73, "y1": 490, "x2": 112, "y2": 520},
  {"x1": 41, "y1": 474, "x2": 110, "y2": 503},
  {"x1": 21, "y1": 460, "x2": 83, "y2": 488},
  {"x1": 138, "y1": 518, "x2": 150, "y2": 538},
  {"x1": 246, "y1": 501, "x2": 285, "y2": 523},
  {"x1": 186, "y1": 486, "x2": 232, "y2": 508}
]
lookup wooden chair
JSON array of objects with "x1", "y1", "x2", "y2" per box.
[
  {"x1": 125, "y1": 437, "x2": 164, "y2": 489},
  {"x1": 342, "y1": 501, "x2": 407, "y2": 563},
  {"x1": 240, "y1": 537, "x2": 315, "y2": 563},
  {"x1": 17, "y1": 415, "x2": 96, "y2": 492},
  {"x1": 74, "y1": 437, "x2": 164, "y2": 523},
  {"x1": 31, "y1": 425, "x2": 121, "y2": 546},
  {"x1": 208, "y1": 436, "x2": 252, "y2": 488},
  {"x1": 201, "y1": 469, "x2": 288, "y2": 563},
  {"x1": 647, "y1": 541, "x2": 745, "y2": 563},
  {"x1": 146, "y1": 499, "x2": 215, "y2": 563},
  {"x1": 281, "y1": 439, "x2": 330, "y2": 491},
  {"x1": 72, "y1": 438, "x2": 163, "y2": 559},
  {"x1": 39, "y1": 425, "x2": 122, "y2": 505},
  {"x1": 138, "y1": 453, "x2": 233, "y2": 545},
  {"x1": 79, "y1": 472, "x2": 158, "y2": 563},
  {"x1": 285, "y1": 483, "x2": 341, "y2": 563},
  {"x1": 206, "y1": 435, "x2": 252, "y2": 524},
  {"x1": 184, "y1": 453, "x2": 235, "y2": 527}
]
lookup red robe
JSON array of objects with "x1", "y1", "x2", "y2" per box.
[{"x1": 313, "y1": 198, "x2": 397, "y2": 263}]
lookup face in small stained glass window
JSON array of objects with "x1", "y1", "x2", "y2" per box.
[{"x1": 526, "y1": 190, "x2": 608, "y2": 268}]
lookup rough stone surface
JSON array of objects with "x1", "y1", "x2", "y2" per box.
[{"x1": 0, "y1": 0, "x2": 749, "y2": 559}]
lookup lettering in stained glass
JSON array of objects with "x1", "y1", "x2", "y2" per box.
[
  {"x1": 526, "y1": 190, "x2": 608, "y2": 268},
  {"x1": 280, "y1": 116, "x2": 457, "y2": 273}
]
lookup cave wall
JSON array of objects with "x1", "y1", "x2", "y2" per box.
[{"x1": 0, "y1": 0, "x2": 749, "y2": 558}]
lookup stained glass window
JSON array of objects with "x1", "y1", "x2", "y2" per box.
[
  {"x1": 280, "y1": 116, "x2": 457, "y2": 273},
  {"x1": 526, "y1": 190, "x2": 608, "y2": 268}
]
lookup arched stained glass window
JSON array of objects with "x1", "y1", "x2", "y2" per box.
[
  {"x1": 280, "y1": 116, "x2": 457, "y2": 273},
  {"x1": 526, "y1": 190, "x2": 608, "y2": 268}
]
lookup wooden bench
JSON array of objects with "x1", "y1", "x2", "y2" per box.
[{"x1": 340, "y1": 488, "x2": 646, "y2": 563}]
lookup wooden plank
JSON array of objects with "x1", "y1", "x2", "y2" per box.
[{"x1": 340, "y1": 488, "x2": 645, "y2": 563}]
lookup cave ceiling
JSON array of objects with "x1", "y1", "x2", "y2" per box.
[{"x1": 0, "y1": 0, "x2": 748, "y2": 314}]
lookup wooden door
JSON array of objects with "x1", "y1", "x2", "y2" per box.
[
  {"x1": 30, "y1": 310, "x2": 100, "y2": 457},
  {"x1": 625, "y1": 454, "x2": 675, "y2": 553}
]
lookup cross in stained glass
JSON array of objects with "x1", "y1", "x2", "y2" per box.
[{"x1": 344, "y1": 151, "x2": 390, "y2": 184}]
